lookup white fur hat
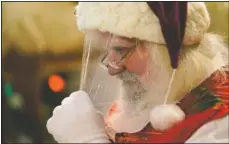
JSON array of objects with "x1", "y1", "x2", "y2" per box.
[{"x1": 76, "y1": 2, "x2": 210, "y2": 46}]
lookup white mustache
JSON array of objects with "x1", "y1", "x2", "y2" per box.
[{"x1": 116, "y1": 70, "x2": 139, "y2": 82}]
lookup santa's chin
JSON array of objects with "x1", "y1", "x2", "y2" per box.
[
  {"x1": 116, "y1": 71, "x2": 149, "y2": 107},
  {"x1": 117, "y1": 70, "x2": 169, "y2": 111}
]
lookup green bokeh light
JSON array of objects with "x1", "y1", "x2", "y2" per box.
[{"x1": 4, "y1": 83, "x2": 13, "y2": 97}]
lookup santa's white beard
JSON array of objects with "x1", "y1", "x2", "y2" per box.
[
  {"x1": 116, "y1": 49, "x2": 173, "y2": 112},
  {"x1": 117, "y1": 71, "x2": 147, "y2": 108}
]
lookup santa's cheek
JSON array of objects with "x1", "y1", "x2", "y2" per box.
[{"x1": 125, "y1": 52, "x2": 149, "y2": 76}]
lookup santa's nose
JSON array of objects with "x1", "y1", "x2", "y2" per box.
[
  {"x1": 107, "y1": 52, "x2": 125, "y2": 76},
  {"x1": 108, "y1": 63, "x2": 124, "y2": 76}
]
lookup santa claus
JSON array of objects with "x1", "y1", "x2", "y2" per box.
[{"x1": 46, "y1": 2, "x2": 229, "y2": 143}]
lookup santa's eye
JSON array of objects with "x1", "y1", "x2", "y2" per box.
[{"x1": 113, "y1": 47, "x2": 129, "y2": 55}]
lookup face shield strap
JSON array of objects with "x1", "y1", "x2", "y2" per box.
[
  {"x1": 163, "y1": 69, "x2": 177, "y2": 104},
  {"x1": 79, "y1": 37, "x2": 92, "y2": 90}
]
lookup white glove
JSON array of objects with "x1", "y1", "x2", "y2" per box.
[{"x1": 46, "y1": 91, "x2": 110, "y2": 143}]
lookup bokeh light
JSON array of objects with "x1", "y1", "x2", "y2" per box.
[{"x1": 48, "y1": 74, "x2": 65, "y2": 92}]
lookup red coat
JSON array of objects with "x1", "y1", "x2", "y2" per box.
[{"x1": 105, "y1": 66, "x2": 229, "y2": 143}]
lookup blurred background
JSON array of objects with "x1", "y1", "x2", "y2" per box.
[{"x1": 1, "y1": 2, "x2": 228, "y2": 143}]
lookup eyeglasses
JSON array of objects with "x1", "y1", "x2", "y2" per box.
[{"x1": 100, "y1": 44, "x2": 136, "y2": 69}]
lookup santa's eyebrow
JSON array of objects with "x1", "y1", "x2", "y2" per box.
[
  {"x1": 111, "y1": 43, "x2": 136, "y2": 50},
  {"x1": 111, "y1": 39, "x2": 135, "y2": 48}
]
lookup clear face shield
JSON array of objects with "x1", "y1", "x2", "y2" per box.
[
  {"x1": 79, "y1": 30, "x2": 137, "y2": 114},
  {"x1": 80, "y1": 30, "x2": 176, "y2": 116}
]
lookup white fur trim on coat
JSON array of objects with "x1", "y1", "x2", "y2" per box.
[{"x1": 76, "y1": 2, "x2": 210, "y2": 45}]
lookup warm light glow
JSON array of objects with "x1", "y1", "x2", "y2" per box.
[{"x1": 48, "y1": 74, "x2": 65, "y2": 92}]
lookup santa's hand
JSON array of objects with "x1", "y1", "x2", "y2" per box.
[{"x1": 46, "y1": 91, "x2": 110, "y2": 143}]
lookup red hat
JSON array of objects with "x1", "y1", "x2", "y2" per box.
[
  {"x1": 76, "y1": 2, "x2": 210, "y2": 69},
  {"x1": 147, "y1": 2, "x2": 187, "y2": 68}
]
